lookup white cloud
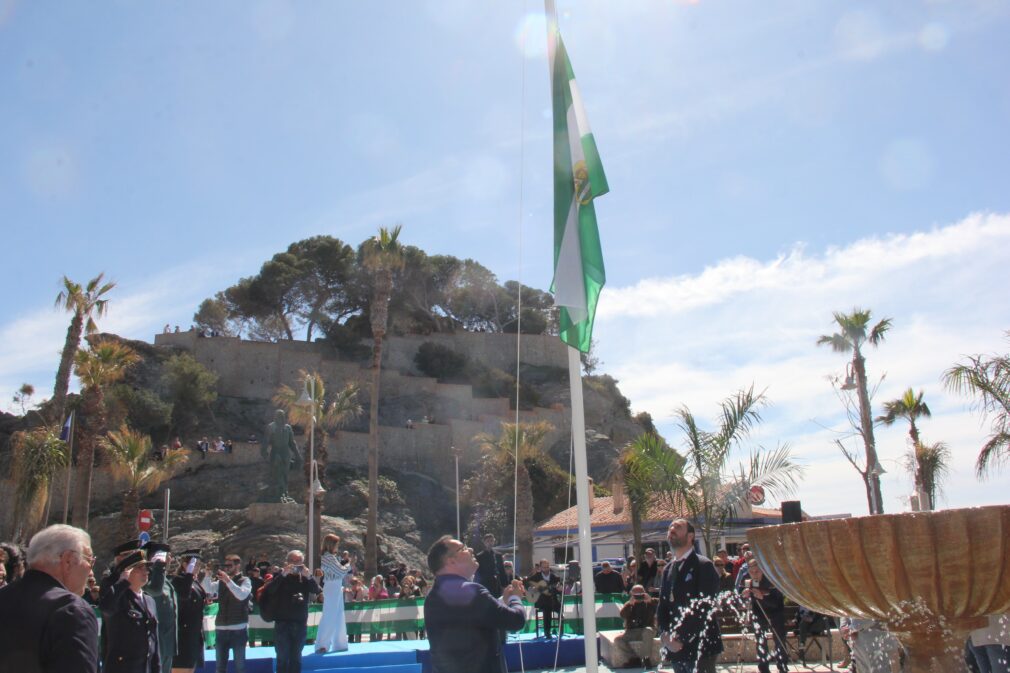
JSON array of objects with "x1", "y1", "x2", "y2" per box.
[{"x1": 595, "y1": 212, "x2": 1010, "y2": 516}]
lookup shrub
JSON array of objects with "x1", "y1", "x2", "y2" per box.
[{"x1": 415, "y1": 342, "x2": 468, "y2": 380}]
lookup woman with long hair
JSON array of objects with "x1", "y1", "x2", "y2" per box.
[{"x1": 315, "y1": 534, "x2": 353, "y2": 654}]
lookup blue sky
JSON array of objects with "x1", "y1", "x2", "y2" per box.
[{"x1": 2, "y1": 0, "x2": 1008, "y2": 517}]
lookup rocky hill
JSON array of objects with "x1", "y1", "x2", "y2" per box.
[{"x1": 2, "y1": 330, "x2": 649, "y2": 567}]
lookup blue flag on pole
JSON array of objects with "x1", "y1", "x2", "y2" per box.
[{"x1": 60, "y1": 411, "x2": 73, "y2": 441}]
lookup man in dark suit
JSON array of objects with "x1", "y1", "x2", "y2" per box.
[
  {"x1": 474, "y1": 534, "x2": 507, "y2": 597},
  {"x1": 100, "y1": 551, "x2": 161, "y2": 673},
  {"x1": 657, "y1": 518, "x2": 723, "y2": 673},
  {"x1": 524, "y1": 559, "x2": 561, "y2": 637},
  {"x1": 423, "y1": 536, "x2": 526, "y2": 673},
  {"x1": 0, "y1": 524, "x2": 100, "y2": 673}
]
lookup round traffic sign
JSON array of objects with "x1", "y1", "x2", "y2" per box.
[
  {"x1": 747, "y1": 484, "x2": 766, "y2": 506},
  {"x1": 138, "y1": 509, "x2": 154, "y2": 532},
  {"x1": 138, "y1": 531, "x2": 151, "y2": 545}
]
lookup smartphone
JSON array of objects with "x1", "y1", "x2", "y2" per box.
[
  {"x1": 186, "y1": 558, "x2": 198, "y2": 574},
  {"x1": 152, "y1": 551, "x2": 168, "y2": 564}
]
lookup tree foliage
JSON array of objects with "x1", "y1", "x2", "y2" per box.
[
  {"x1": 9, "y1": 425, "x2": 68, "y2": 541},
  {"x1": 160, "y1": 353, "x2": 218, "y2": 435},
  {"x1": 943, "y1": 332, "x2": 1010, "y2": 478},
  {"x1": 195, "y1": 235, "x2": 557, "y2": 343}
]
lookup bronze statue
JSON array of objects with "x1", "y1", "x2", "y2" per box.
[{"x1": 262, "y1": 409, "x2": 301, "y2": 503}]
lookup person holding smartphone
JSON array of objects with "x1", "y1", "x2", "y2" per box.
[
  {"x1": 614, "y1": 584, "x2": 659, "y2": 667},
  {"x1": 171, "y1": 550, "x2": 207, "y2": 673},
  {"x1": 202, "y1": 554, "x2": 252, "y2": 673},
  {"x1": 259, "y1": 550, "x2": 320, "y2": 673}
]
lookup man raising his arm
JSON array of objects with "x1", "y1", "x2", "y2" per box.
[{"x1": 423, "y1": 536, "x2": 526, "y2": 673}]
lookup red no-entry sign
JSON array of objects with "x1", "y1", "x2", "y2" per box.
[{"x1": 138, "y1": 509, "x2": 154, "y2": 532}]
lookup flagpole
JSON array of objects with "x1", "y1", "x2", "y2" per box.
[
  {"x1": 62, "y1": 412, "x2": 75, "y2": 524},
  {"x1": 567, "y1": 346, "x2": 599, "y2": 673}
]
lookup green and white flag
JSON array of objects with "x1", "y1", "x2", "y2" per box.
[{"x1": 549, "y1": 25, "x2": 608, "y2": 353}]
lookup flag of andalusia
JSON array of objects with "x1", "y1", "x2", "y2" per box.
[{"x1": 549, "y1": 26, "x2": 608, "y2": 354}]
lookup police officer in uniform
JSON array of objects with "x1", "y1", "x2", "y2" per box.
[
  {"x1": 100, "y1": 550, "x2": 161, "y2": 673},
  {"x1": 143, "y1": 542, "x2": 178, "y2": 673},
  {"x1": 100, "y1": 540, "x2": 145, "y2": 664},
  {"x1": 171, "y1": 549, "x2": 208, "y2": 673}
]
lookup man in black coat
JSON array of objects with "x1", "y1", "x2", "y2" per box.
[
  {"x1": 0, "y1": 524, "x2": 100, "y2": 673},
  {"x1": 171, "y1": 549, "x2": 207, "y2": 673},
  {"x1": 259, "y1": 550, "x2": 320, "y2": 673},
  {"x1": 100, "y1": 551, "x2": 161, "y2": 673},
  {"x1": 474, "y1": 534, "x2": 507, "y2": 597},
  {"x1": 424, "y1": 536, "x2": 526, "y2": 673},
  {"x1": 594, "y1": 561, "x2": 626, "y2": 594},
  {"x1": 657, "y1": 518, "x2": 723, "y2": 673}
]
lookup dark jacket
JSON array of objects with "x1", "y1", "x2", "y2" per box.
[
  {"x1": 424, "y1": 574, "x2": 526, "y2": 673},
  {"x1": 215, "y1": 573, "x2": 250, "y2": 627},
  {"x1": 657, "y1": 551, "x2": 723, "y2": 662},
  {"x1": 170, "y1": 573, "x2": 206, "y2": 667},
  {"x1": 474, "y1": 548, "x2": 507, "y2": 597},
  {"x1": 100, "y1": 577, "x2": 161, "y2": 673},
  {"x1": 261, "y1": 572, "x2": 319, "y2": 623},
  {"x1": 748, "y1": 574, "x2": 786, "y2": 635},
  {"x1": 524, "y1": 570, "x2": 561, "y2": 611},
  {"x1": 620, "y1": 594, "x2": 658, "y2": 630},
  {"x1": 0, "y1": 569, "x2": 100, "y2": 673},
  {"x1": 594, "y1": 569, "x2": 626, "y2": 595}
]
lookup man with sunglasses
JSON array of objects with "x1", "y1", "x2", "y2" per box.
[
  {"x1": 204, "y1": 554, "x2": 252, "y2": 673},
  {"x1": 0, "y1": 524, "x2": 100, "y2": 673}
]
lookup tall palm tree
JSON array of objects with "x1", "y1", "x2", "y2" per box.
[
  {"x1": 475, "y1": 421, "x2": 554, "y2": 573},
  {"x1": 52, "y1": 274, "x2": 115, "y2": 424},
  {"x1": 274, "y1": 371, "x2": 361, "y2": 568},
  {"x1": 877, "y1": 388, "x2": 933, "y2": 509},
  {"x1": 361, "y1": 225, "x2": 404, "y2": 575},
  {"x1": 71, "y1": 339, "x2": 140, "y2": 530},
  {"x1": 903, "y1": 440, "x2": 950, "y2": 511},
  {"x1": 9, "y1": 426, "x2": 68, "y2": 541},
  {"x1": 619, "y1": 432, "x2": 688, "y2": 558},
  {"x1": 942, "y1": 334, "x2": 1010, "y2": 478},
  {"x1": 817, "y1": 308, "x2": 891, "y2": 513},
  {"x1": 675, "y1": 386, "x2": 803, "y2": 553},
  {"x1": 103, "y1": 427, "x2": 188, "y2": 543}
]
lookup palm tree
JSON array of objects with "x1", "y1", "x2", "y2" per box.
[
  {"x1": 942, "y1": 334, "x2": 1010, "y2": 477},
  {"x1": 675, "y1": 386, "x2": 803, "y2": 553},
  {"x1": 619, "y1": 432, "x2": 688, "y2": 558},
  {"x1": 273, "y1": 371, "x2": 361, "y2": 568},
  {"x1": 877, "y1": 388, "x2": 933, "y2": 509},
  {"x1": 52, "y1": 274, "x2": 115, "y2": 424},
  {"x1": 475, "y1": 421, "x2": 554, "y2": 573},
  {"x1": 9, "y1": 426, "x2": 68, "y2": 541},
  {"x1": 903, "y1": 441, "x2": 950, "y2": 510},
  {"x1": 103, "y1": 427, "x2": 188, "y2": 542},
  {"x1": 71, "y1": 339, "x2": 140, "y2": 530},
  {"x1": 817, "y1": 308, "x2": 891, "y2": 513},
  {"x1": 361, "y1": 225, "x2": 404, "y2": 575}
]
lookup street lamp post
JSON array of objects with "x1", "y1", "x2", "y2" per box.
[
  {"x1": 298, "y1": 376, "x2": 317, "y2": 573},
  {"x1": 452, "y1": 445, "x2": 461, "y2": 540}
]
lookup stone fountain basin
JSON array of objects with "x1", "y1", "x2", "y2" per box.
[{"x1": 747, "y1": 505, "x2": 1010, "y2": 634}]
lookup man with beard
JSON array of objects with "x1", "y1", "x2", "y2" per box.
[
  {"x1": 657, "y1": 518, "x2": 722, "y2": 673},
  {"x1": 525, "y1": 559, "x2": 562, "y2": 638}
]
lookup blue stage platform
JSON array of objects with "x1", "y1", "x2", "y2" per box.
[{"x1": 197, "y1": 633, "x2": 588, "y2": 673}]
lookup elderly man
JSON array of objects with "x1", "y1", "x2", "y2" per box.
[
  {"x1": 594, "y1": 561, "x2": 626, "y2": 594},
  {"x1": 259, "y1": 550, "x2": 320, "y2": 673},
  {"x1": 0, "y1": 524, "x2": 100, "y2": 673},
  {"x1": 615, "y1": 584, "x2": 659, "y2": 667},
  {"x1": 423, "y1": 536, "x2": 526, "y2": 673}
]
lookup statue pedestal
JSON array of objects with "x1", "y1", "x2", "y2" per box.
[{"x1": 245, "y1": 501, "x2": 303, "y2": 525}]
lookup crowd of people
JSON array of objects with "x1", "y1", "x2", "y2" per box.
[{"x1": 2, "y1": 522, "x2": 1008, "y2": 673}]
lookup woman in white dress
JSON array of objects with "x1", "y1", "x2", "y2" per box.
[{"x1": 315, "y1": 534, "x2": 353, "y2": 653}]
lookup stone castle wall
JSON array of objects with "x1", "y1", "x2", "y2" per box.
[{"x1": 148, "y1": 331, "x2": 572, "y2": 490}]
